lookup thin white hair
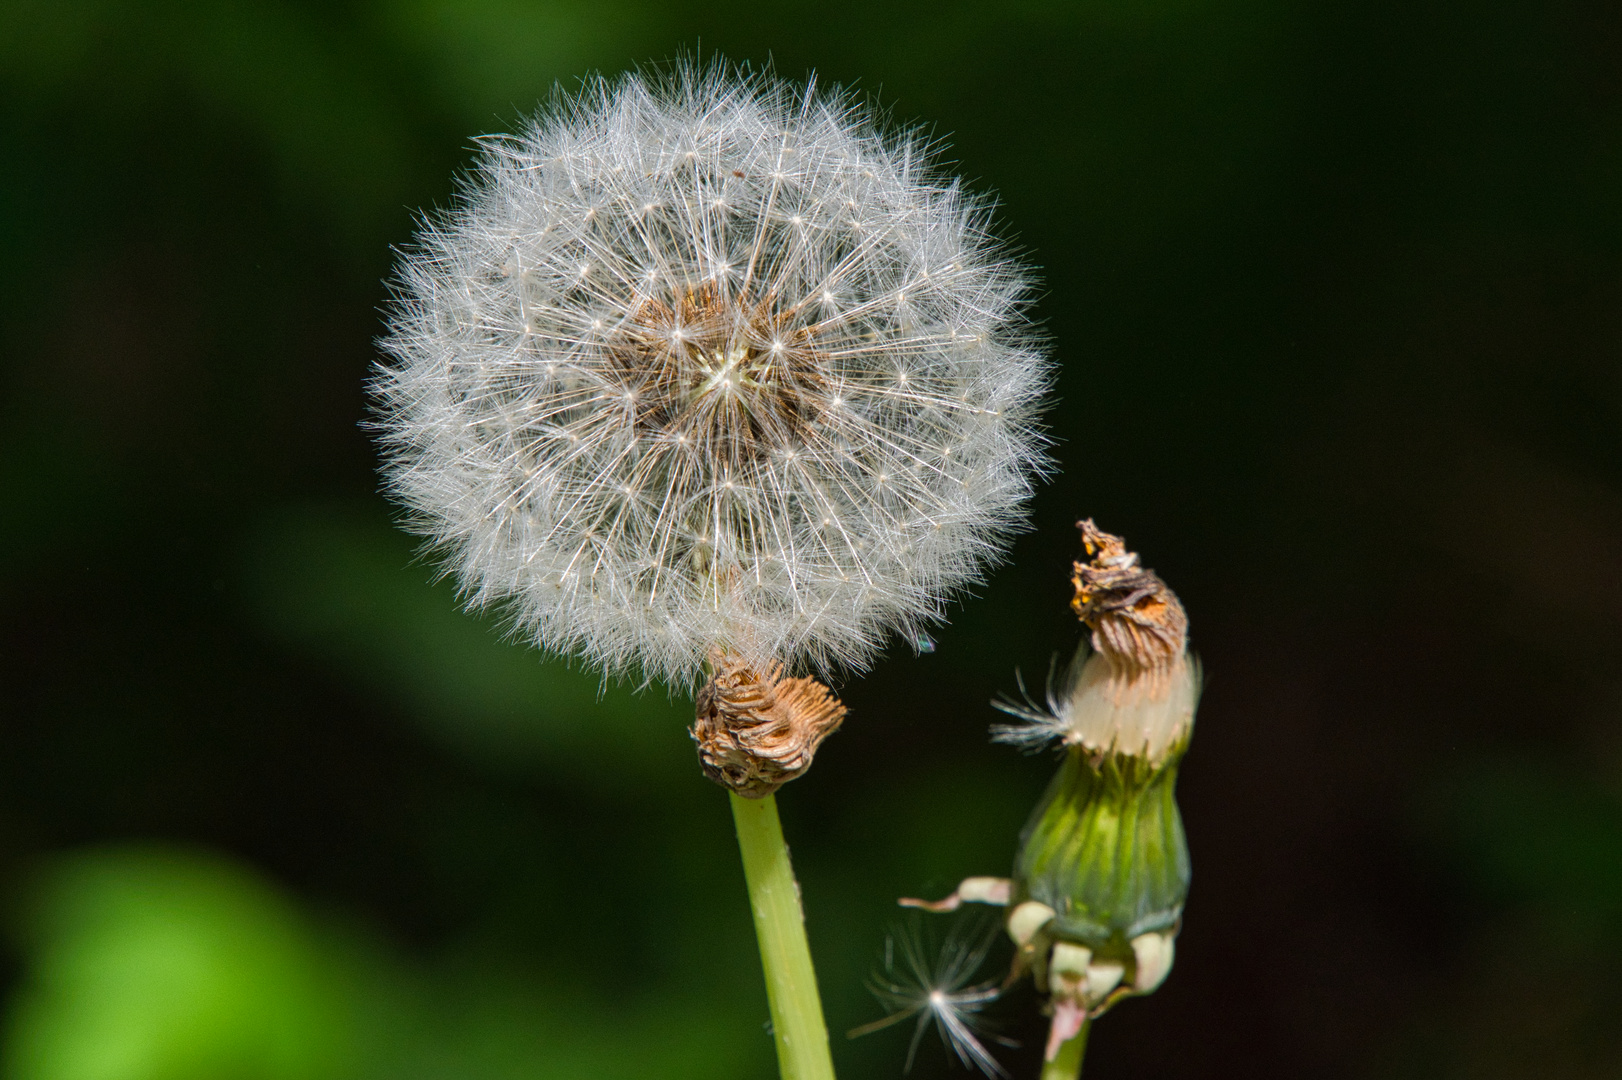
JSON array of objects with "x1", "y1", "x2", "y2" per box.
[{"x1": 849, "y1": 912, "x2": 1014, "y2": 1077}]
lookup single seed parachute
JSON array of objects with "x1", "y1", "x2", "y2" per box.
[{"x1": 372, "y1": 62, "x2": 1051, "y2": 686}]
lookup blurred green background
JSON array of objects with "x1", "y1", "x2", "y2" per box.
[{"x1": 1, "y1": 0, "x2": 1620, "y2": 1077}]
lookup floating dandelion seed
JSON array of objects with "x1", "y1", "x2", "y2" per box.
[
  {"x1": 850, "y1": 913, "x2": 1013, "y2": 1078},
  {"x1": 371, "y1": 61, "x2": 1050, "y2": 686}
]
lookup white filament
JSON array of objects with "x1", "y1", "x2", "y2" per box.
[{"x1": 993, "y1": 645, "x2": 1199, "y2": 762}]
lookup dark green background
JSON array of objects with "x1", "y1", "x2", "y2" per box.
[{"x1": 2, "y1": 1, "x2": 1620, "y2": 1076}]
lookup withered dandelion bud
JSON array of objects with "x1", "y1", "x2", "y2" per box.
[
  {"x1": 995, "y1": 521, "x2": 1198, "y2": 763},
  {"x1": 1071, "y1": 519, "x2": 1188, "y2": 678},
  {"x1": 692, "y1": 651, "x2": 847, "y2": 797},
  {"x1": 941, "y1": 520, "x2": 1200, "y2": 1057}
]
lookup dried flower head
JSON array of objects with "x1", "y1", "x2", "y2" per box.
[
  {"x1": 1069, "y1": 519, "x2": 1187, "y2": 678},
  {"x1": 691, "y1": 650, "x2": 846, "y2": 797},
  {"x1": 372, "y1": 61, "x2": 1049, "y2": 684}
]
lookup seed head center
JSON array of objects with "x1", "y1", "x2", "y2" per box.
[{"x1": 619, "y1": 283, "x2": 826, "y2": 464}]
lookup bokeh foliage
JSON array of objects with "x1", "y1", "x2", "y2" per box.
[{"x1": 2, "y1": 0, "x2": 1620, "y2": 1077}]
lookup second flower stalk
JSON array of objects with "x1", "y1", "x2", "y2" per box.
[{"x1": 890, "y1": 521, "x2": 1199, "y2": 1079}]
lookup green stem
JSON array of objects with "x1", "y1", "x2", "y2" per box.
[
  {"x1": 1040, "y1": 1020, "x2": 1091, "y2": 1080},
  {"x1": 730, "y1": 791, "x2": 837, "y2": 1080}
]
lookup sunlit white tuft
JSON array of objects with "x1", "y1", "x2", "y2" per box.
[
  {"x1": 992, "y1": 644, "x2": 1199, "y2": 763},
  {"x1": 849, "y1": 915, "x2": 1012, "y2": 1078},
  {"x1": 373, "y1": 61, "x2": 1049, "y2": 684}
]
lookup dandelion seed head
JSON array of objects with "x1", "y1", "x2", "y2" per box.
[{"x1": 374, "y1": 60, "x2": 1050, "y2": 684}]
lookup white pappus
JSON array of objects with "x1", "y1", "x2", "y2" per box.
[
  {"x1": 372, "y1": 61, "x2": 1050, "y2": 685},
  {"x1": 991, "y1": 642, "x2": 1200, "y2": 764},
  {"x1": 849, "y1": 913, "x2": 1014, "y2": 1078}
]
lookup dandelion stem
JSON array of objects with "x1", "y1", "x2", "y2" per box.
[
  {"x1": 1041, "y1": 1020, "x2": 1090, "y2": 1080},
  {"x1": 731, "y1": 791, "x2": 838, "y2": 1080}
]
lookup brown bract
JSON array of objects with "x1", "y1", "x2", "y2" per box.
[
  {"x1": 691, "y1": 650, "x2": 847, "y2": 797},
  {"x1": 1071, "y1": 520, "x2": 1188, "y2": 684}
]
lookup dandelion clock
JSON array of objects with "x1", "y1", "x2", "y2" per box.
[{"x1": 372, "y1": 60, "x2": 1050, "y2": 1080}]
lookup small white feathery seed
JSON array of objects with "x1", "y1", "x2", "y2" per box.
[
  {"x1": 373, "y1": 61, "x2": 1050, "y2": 684},
  {"x1": 850, "y1": 915, "x2": 1010, "y2": 1078}
]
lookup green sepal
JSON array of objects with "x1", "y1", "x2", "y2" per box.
[{"x1": 1013, "y1": 740, "x2": 1191, "y2": 954}]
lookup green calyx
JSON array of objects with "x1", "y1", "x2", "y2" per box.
[{"x1": 1013, "y1": 740, "x2": 1191, "y2": 954}]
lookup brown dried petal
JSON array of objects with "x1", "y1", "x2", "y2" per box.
[
  {"x1": 691, "y1": 652, "x2": 847, "y2": 797},
  {"x1": 1070, "y1": 520, "x2": 1188, "y2": 679}
]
